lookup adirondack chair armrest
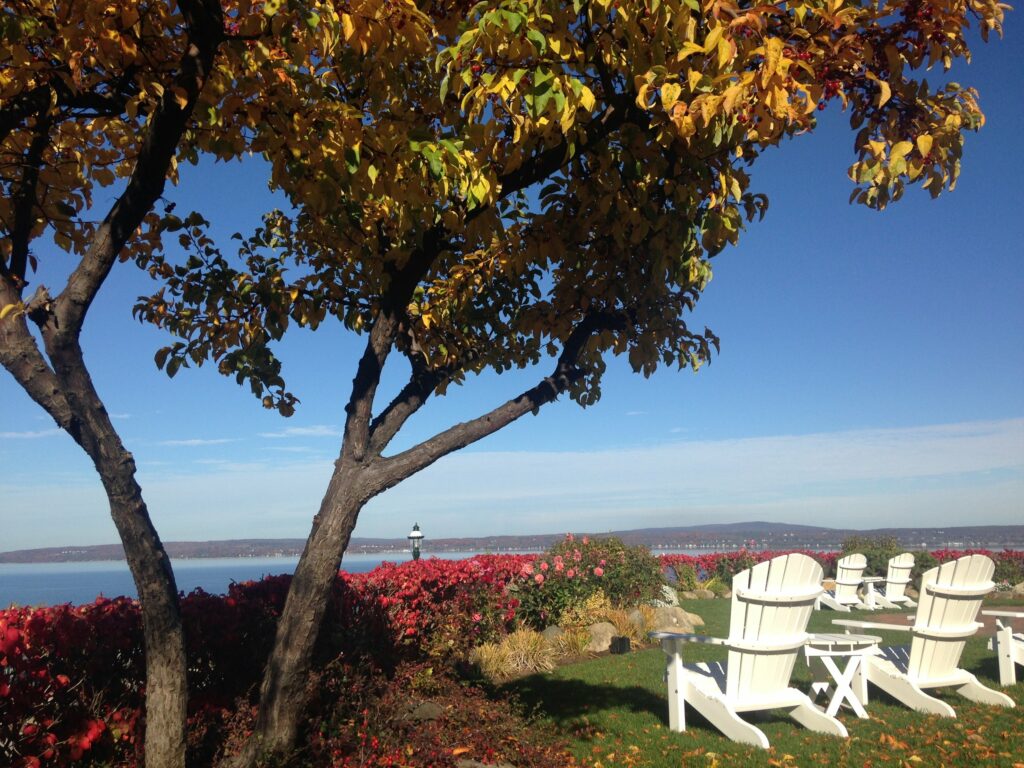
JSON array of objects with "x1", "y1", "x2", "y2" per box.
[
  {"x1": 832, "y1": 619, "x2": 911, "y2": 633},
  {"x1": 981, "y1": 610, "x2": 1024, "y2": 619},
  {"x1": 885, "y1": 577, "x2": 912, "y2": 585},
  {"x1": 649, "y1": 631, "x2": 729, "y2": 646},
  {"x1": 833, "y1": 578, "x2": 864, "y2": 587}
]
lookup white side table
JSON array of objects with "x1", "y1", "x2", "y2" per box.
[
  {"x1": 805, "y1": 633, "x2": 881, "y2": 718},
  {"x1": 861, "y1": 576, "x2": 884, "y2": 610}
]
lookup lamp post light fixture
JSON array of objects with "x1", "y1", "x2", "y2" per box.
[{"x1": 408, "y1": 523, "x2": 424, "y2": 561}]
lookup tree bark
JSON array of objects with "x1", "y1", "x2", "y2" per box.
[{"x1": 232, "y1": 309, "x2": 619, "y2": 766}]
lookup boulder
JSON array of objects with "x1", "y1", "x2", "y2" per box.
[
  {"x1": 649, "y1": 606, "x2": 695, "y2": 634},
  {"x1": 586, "y1": 621, "x2": 618, "y2": 653},
  {"x1": 659, "y1": 584, "x2": 681, "y2": 607},
  {"x1": 720, "y1": 589, "x2": 732, "y2": 599},
  {"x1": 906, "y1": 586, "x2": 920, "y2": 599},
  {"x1": 678, "y1": 590, "x2": 699, "y2": 600},
  {"x1": 541, "y1": 625, "x2": 564, "y2": 642},
  {"x1": 693, "y1": 589, "x2": 716, "y2": 600},
  {"x1": 1012, "y1": 581, "x2": 1024, "y2": 596},
  {"x1": 627, "y1": 609, "x2": 646, "y2": 631}
]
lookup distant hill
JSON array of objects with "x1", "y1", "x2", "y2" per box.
[{"x1": 2, "y1": 523, "x2": 1022, "y2": 563}]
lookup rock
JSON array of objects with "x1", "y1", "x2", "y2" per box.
[
  {"x1": 679, "y1": 590, "x2": 699, "y2": 600},
  {"x1": 906, "y1": 586, "x2": 920, "y2": 599},
  {"x1": 586, "y1": 621, "x2": 618, "y2": 652},
  {"x1": 684, "y1": 610, "x2": 705, "y2": 628},
  {"x1": 541, "y1": 625, "x2": 564, "y2": 642},
  {"x1": 650, "y1": 606, "x2": 695, "y2": 634},
  {"x1": 659, "y1": 584, "x2": 680, "y2": 607},
  {"x1": 693, "y1": 589, "x2": 716, "y2": 599},
  {"x1": 720, "y1": 589, "x2": 732, "y2": 599},
  {"x1": 627, "y1": 609, "x2": 646, "y2": 630},
  {"x1": 406, "y1": 701, "x2": 444, "y2": 722},
  {"x1": 1012, "y1": 581, "x2": 1024, "y2": 596}
]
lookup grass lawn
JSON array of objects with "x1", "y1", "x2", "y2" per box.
[{"x1": 502, "y1": 599, "x2": 1024, "y2": 767}]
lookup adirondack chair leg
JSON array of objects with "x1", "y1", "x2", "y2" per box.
[
  {"x1": 788, "y1": 695, "x2": 849, "y2": 739},
  {"x1": 690, "y1": 693, "x2": 771, "y2": 749},
  {"x1": 665, "y1": 649, "x2": 686, "y2": 731},
  {"x1": 864, "y1": 659, "x2": 956, "y2": 717},
  {"x1": 955, "y1": 672, "x2": 1016, "y2": 708},
  {"x1": 872, "y1": 594, "x2": 899, "y2": 610},
  {"x1": 902, "y1": 597, "x2": 917, "y2": 608},
  {"x1": 990, "y1": 624, "x2": 1018, "y2": 686},
  {"x1": 817, "y1": 593, "x2": 851, "y2": 612}
]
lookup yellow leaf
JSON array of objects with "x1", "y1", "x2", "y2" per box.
[
  {"x1": 579, "y1": 85, "x2": 596, "y2": 112},
  {"x1": 341, "y1": 13, "x2": 355, "y2": 41},
  {"x1": 452, "y1": 747, "x2": 471, "y2": 756},
  {"x1": 916, "y1": 134, "x2": 933, "y2": 157},
  {"x1": 0, "y1": 302, "x2": 24, "y2": 321},
  {"x1": 764, "y1": 37, "x2": 784, "y2": 79},
  {"x1": 661, "y1": 82, "x2": 682, "y2": 111},
  {"x1": 891, "y1": 140, "x2": 913, "y2": 163}
]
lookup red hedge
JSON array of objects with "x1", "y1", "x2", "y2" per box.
[{"x1": 1, "y1": 548, "x2": 1019, "y2": 767}]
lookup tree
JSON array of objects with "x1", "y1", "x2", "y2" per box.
[
  {"x1": 133, "y1": 0, "x2": 1008, "y2": 763},
  {"x1": 0, "y1": 2, "x2": 332, "y2": 765}
]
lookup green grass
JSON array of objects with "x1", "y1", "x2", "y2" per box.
[{"x1": 502, "y1": 600, "x2": 1024, "y2": 767}]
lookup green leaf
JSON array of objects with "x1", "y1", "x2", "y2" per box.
[
  {"x1": 344, "y1": 145, "x2": 361, "y2": 174},
  {"x1": 526, "y1": 29, "x2": 547, "y2": 55}
]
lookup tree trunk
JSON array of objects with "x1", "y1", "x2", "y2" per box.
[
  {"x1": 50, "y1": 346, "x2": 188, "y2": 768},
  {"x1": 231, "y1": 463, "x2": 368, "y2": 766},
  {"x1": 2, "y1": 307, "x2": 189, "y2": 768}
]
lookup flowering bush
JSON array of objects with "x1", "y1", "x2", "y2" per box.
[{"x1": 512, "y1": 535, "x2": 662, "y2": 628}]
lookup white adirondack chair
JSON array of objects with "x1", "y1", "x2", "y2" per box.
[
  {"x1": 834, "y1": 554, "x2": 1015, "y2": 716},
  {"x1": 872, "y1": 552, "x2": 917, "y2": 610},
  {"x1": 982, "y1": 610, "x2": 1024, "y2": 685},
  {"x1": 817, "y1": 553, "x2": 868, "y2": 612},
  {"x1": 652, "y1": 553, "x2": 847, "y2": 749}
]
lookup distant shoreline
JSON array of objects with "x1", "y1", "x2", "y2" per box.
[{"x1": 3, "y1": 522, "x2": 1022, "y2": 564}]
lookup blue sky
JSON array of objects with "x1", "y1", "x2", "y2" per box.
[{"x1": 2, "y1": 30, "x2": 1022, "y2": 551}]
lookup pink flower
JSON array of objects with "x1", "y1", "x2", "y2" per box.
[
  {"x1": 582, "y1": 536, "x2": 590, "y2": 545},
  {"x1": 573, "y1": 549, "x2": 582, "y2": 562},
  {"x1": 593, "y1": 567, "x2": 604, "y2": 577},
  {"x1": 554, "y1": 562, "x2": 564, "y2": 572},
  {"x1": 472, "y1": 613, "x2": 482, "y2": 622},
  {"x1": 540, "y1": 561, "x2": 549, "y2": 571},
  {"x1": 534, "y1": 573, "x2": 545, "y2": 584},
  {"x1": 521, "y1": 563, "x2": 534, "y2": 576},
  {"x1": 599, "y1": 559, "x2": 606, "y2": 566},
  {"x1": 566, "y1": 569, "x2": 575, "y2": 578}
]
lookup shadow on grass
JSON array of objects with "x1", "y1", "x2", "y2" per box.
[{"x1": 499, "y1": 673, "x2": 667, "y2": 728}]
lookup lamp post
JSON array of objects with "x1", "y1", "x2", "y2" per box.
[{"x1": 408, "y1": 522, "x2": 423, "y2": 561}]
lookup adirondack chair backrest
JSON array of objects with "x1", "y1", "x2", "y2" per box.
[
  {"x1": 834, "y1": 553, "x2": 866, "y2": 600},
  {"x1": 908, "y1": 554, "x2": 994, "y2": 682},
  {"x1": 725, "y1": 553, "x2": 823, "y2": 701},
  {"x1": 884, "y1": 552, "x2": 915, "y2": 601}
]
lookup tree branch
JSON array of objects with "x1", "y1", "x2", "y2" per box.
[
  {"x1": 48, "y1": 0, "x2": 224, "y2": 342},
  {"x1": 366, "y1": 362, "x2": 449, "y2": 456},
  {"x1": 7, "y1": 115, "x2": 51, "y2": 286},
  {"x1": 370, "y1": 310, "x2": 626, "y2": 493}
]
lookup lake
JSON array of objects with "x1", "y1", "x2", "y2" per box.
[{"x1": 0, "y1": 553, "x2": 472, "y2": 607}]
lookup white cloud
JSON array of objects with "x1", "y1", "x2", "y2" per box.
[
  {"x1": 2, "y1": 418, "x2": 1021, "y2": 549},
  {"x1": 158, "y1": 438, "x2": 240, "y2": 446},
  {"x1": 0, "y1": 429, "x2": 60, "y2": 439},
  {"x1": 109, "y1": 413, "x2": 131, "y2": 420},
  {"x1": 259, "y1": 425, "x2": 340, "y2": 439}
]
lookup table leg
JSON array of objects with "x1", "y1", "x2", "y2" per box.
[{"x1": 820, "y1": 655, "x2": 869, "y2": 718}]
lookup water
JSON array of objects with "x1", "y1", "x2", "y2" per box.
[
  {"x1": 0, "y1": 553, "x2": 469, "y2": 608},
  {"x1": 0, "y1": 546, "x2": 747, "y2": 608}
]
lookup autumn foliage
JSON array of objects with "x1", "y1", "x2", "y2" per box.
[{"x1": 3, "y1": 545, "x2": 1022, "y2": 766}]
